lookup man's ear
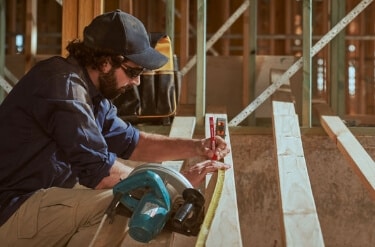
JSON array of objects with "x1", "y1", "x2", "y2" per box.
[{"x1": 99, "y1": 60, "x2": 112, "y2": 73}]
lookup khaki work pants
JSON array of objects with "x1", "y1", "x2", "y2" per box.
[{"x1": 0, "y1": 186, "x2": 128, "y2": 247}]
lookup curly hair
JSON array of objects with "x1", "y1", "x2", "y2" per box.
[{"x1": 66, "y1": 39, "x2": 126, "y2": 69}]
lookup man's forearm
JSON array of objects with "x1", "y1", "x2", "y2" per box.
[
  {"x1": 95, "y1": 160, "x2": 134, "y2": 189},
  {"x1": 129, "y1": 132, "x2": 204, "y2": 162}
]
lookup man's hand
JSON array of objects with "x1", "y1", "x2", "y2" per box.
[
  {"x1": 201, "y1": 136, "x2": 230, "y2": 160},
  {"x1": 181, "y1": 160, "x2": 231, "y2": 187}
]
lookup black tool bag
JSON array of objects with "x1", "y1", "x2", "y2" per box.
[{"x1": 113, "y1": 33, "x2": 181, "y2": 125}]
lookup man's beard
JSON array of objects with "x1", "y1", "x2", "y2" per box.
[{"x1": 98, "y1": 68, "x2": 126, "y2": 100}]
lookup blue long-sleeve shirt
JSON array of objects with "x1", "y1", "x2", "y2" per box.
[{"x1": 0, "y1": 56, "x2": 140, "y2": 226}]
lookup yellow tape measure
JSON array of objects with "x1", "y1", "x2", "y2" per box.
[{"x1": 195, "y1": 169, "x2": 225, "y2": 247}]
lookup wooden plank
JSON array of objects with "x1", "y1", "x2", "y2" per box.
[
  {"x1": 61, "y1": 0, "x2": 103, "y2": 57},
  {"x1": 312, "y1": 101, "x2": 335, "y2": 118},
  {"x1": 168, "y1": 117, "x2": 196, "y2": 140},
  {"x1": 272, "y1": 101, "x2": 325, "y2": 247},
  {"x1": 6, "y1": 0, "x2": 17, "y2": 55},
  {"x1": 342, "y1": 114, "x2": 375, "y2": 127},
  {"x1": 0, "y1": 75, "x2": 13, "y2": 94},
  {"x1": 179, "y1": 0, "x2": 189, "y2": 104},
  {"x1": 320, "y1": 115, "x2": 375, "y2": 199},
  {"x1": 78, "y1": 0, "x2": 103, "y2": 40},
  {"x1": 61, "y1": 0, "x2": 78, "y2": 56},
  {"x1": 242, "y1": 5, "x2": 250, "y2": 109},
  {"x1": 163, "y1": 116, "x2": 196, "y2": 171},
  {"x1": 24, "y1": 0, "x2": 37, "y2": 72},
  {"x1": 203, "y1": 114, "x2": 243, "y2": 247},
  {"x1": 271, "y1": 69, "x2": 295, "y2": 103},
  {"x1": 118, "y1": 0, "x2": 133, "y2": 14}
]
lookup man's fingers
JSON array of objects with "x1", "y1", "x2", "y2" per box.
[
  {"x1": 181, "y1": 160, "x2": 231, "y2": 188},
  {"x1": 197, "y1": 160, "x2": 231, "y2": 175}
]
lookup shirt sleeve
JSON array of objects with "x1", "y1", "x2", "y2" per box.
[
  {"x1": 95, "y1": 98, "x2": 140, "y2": 159},
  {"x1": 31, "y1": 72, "x2": 139, "y2": 188}
]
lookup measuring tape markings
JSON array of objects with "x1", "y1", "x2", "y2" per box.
[
  {"x1": 195, "y1": 169, "x2": 226, "y2": 247},
  {"x1": 229, "y1": 0, "x2": 374, "y2": 126}
]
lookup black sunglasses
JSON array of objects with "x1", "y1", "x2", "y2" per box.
[{"x1": 120, "y1": 64, "x2": 145, "y2": 78}]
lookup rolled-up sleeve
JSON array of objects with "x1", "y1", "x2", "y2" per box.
[{"x1": 96, "y1": 99, "x2": 140, "y2": 159}]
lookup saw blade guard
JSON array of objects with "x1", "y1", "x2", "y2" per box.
[{"x1": 128, "y1": 163, "x2": 193, "y2": 194}]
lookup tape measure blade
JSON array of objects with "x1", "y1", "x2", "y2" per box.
[
  {"x1": 203, "y1": 172, "x2": 218, "y2": 211},
  {"x1": 196, "y1": 169, "x2": 225, "y2": 247}
]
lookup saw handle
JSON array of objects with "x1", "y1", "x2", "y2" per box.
[
  {"x1": 113, "y1": 170, "x2": 172, "y2": 243},
  {"x1": 113, "y1": 170, "x2": 171, "y2": 212}
]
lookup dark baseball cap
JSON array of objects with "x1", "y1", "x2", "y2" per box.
[{"x1": 83, "y1": 10, "x2": 168, "y2": 70}]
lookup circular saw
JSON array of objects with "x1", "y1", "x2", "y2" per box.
[{"x1": 109, "y1": 163, "x2": 205, "y2": 243}]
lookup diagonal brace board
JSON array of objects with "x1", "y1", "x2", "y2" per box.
[
  {"x1": 0, "y1": 75, "x2": 13, "y2": 94},
  {"x1": 180, "y1": 0, "x2": 249, "y2": 76},
  {"x1": 272, "y1": 101, "x2": 325, "y2": 247},
  {"x1": 229, "y1": 0, "x2": 374, "y2": 126},
  {"x1": 320, "y1": 115, "x2": 375, "y2": 200}
]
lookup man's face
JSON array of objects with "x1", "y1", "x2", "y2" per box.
[{"x1": 98, "y1": 60, "x2": 144, "y2": 100}]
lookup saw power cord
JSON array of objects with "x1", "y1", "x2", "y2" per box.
[
  {"x1": 88, "y1": 214, "x2": 108, "y2": 247},
  {"x1": 88, "y1": 193, "x2": 125, "y2": 247}
]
